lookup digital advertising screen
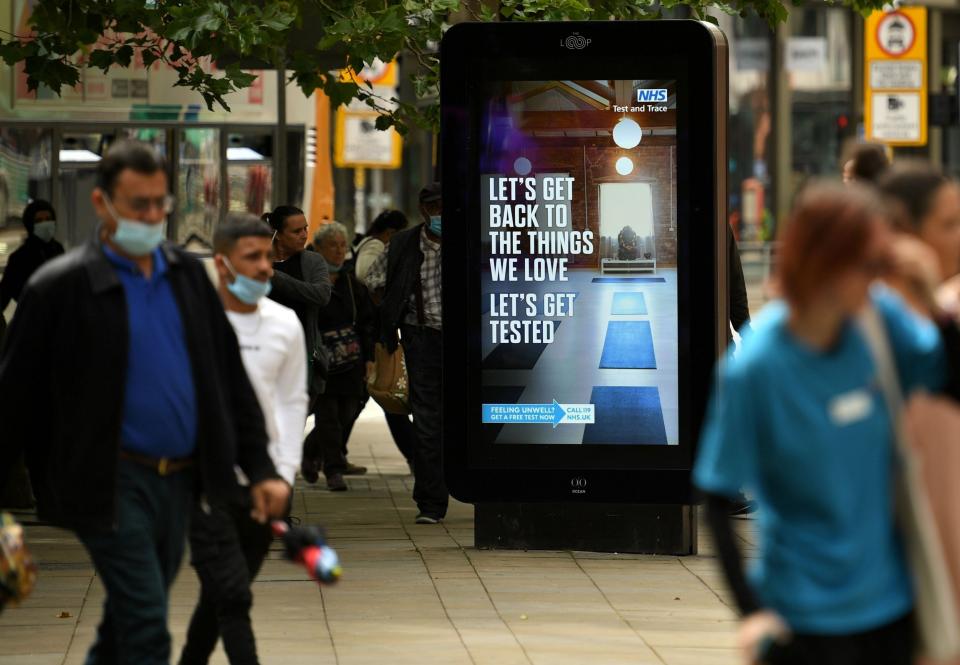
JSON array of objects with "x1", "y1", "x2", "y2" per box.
[
  {"x1": 479, "y1": 80, "x2": 679, "y2": 448},
  {"x1": 441, "y1": 21, "x2": 726, "y2": 502}
]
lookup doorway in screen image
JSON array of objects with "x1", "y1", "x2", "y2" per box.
[{"x1": 599, "y1": 182, "x2": 656, "y2": 269}]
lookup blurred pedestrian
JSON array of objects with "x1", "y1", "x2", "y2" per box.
[
  {"x1": 878, "y1": 163, "x2": 960, "y2": 301},
  {"x1": 354, "y1": 210, "x2": 417, "y2": 469},
  {"x1": 695, "y1": 183, "x2": 958, "y2": 665},
  {"x1": 263, "y1": 205, "x2": 332, "y2": 400},
  {"x1": 355, "y1": 210, "x2": 407, "y2": 282},
  {"x1": 180, "y1": 214, "x2": 308, "y2": 665},
  {"x1": 0, "y1": 141, "x2": 289, "y2": 665},
  {"x1": 879, "y1": 163, "x2": 960, "y2": 640},
  {"x1": 842, "y1": 142, "x2": 890, "y2": 186},
  {"x1": 0, "y1": 199, "x2": 63, "y2": 318},
  {"x1": 301, "y1": 222, "x2": 375, "y2": 491},
  {"x1": 0, "y1": 199, "x2": 63, "y2": 508},
  {"x1": 364, "y1": 183, "x2": 448, "y2": 524}
]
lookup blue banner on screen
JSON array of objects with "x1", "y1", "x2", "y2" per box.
[{"x1": 480, "y1": 79, "x2": 679, "y2": 446}]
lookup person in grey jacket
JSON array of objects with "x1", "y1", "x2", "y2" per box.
[{"x1": 263, "y1": 205, "x2": 332, "y2": 397}]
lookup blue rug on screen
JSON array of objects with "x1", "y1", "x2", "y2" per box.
[
  {"x1": 481, "y1": 385, "x2": 526, "y2": 446},
  {"x1": 599, "y1": 321, "x2": 656, "y2": 369},
  {"x1": 592, "y1": 277, "x2": 665, "y2": 284},
  {"x1": 611, "y1": 292, "x2": 648, "y2": 315},
  {"x1": 582, "y1": 386, "x2": 668, "y2": 445},
  {"x1": 483, "y1": 321, "x2": 562, "y2": 370}
]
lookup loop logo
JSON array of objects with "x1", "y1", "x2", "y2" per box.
[
  {"x1": 562, "y1": 33, "x2": 591, "y2": 50},
  {"x1": 570, "y1": 477, "x2": 588, "y2": 494}
]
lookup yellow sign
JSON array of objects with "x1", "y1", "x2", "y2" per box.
[
  {"x1": 864, "y1": 7, "x2": 927, "y2": 146},
  {"x1": 334, "y1": 60, "x2": 403, "y2": 169}
]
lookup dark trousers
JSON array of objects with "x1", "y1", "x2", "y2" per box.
[
  {"x1": 179, "y1": 500, "x2": 273, "y2": 665},
  {"x1": 764, "y1": 613, "x2": 914, "y2": 665},
  {"x1": 77, "y1": 458, "x2": 193, "y2": 665},
  {"x1": 401, "y1": 324, "x2": 448, "y2": 518},
  {"x1": 304, "y1": 394, "x2": 362, "y2": 476},
  {"x1": 384, "y1": 411, "x2": 417, "y2": 464}
]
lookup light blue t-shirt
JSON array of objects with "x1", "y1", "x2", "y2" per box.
[{"x1": 694, "y1": 288, "x2": 945, "y2": 635}]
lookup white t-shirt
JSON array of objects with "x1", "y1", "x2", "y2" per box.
[
  {"x1": 355, "y1": 237, "x2": 386, "y2": 282},
  {"x1": 227, "y1": 298, "x2": 308, "y2": 486}
]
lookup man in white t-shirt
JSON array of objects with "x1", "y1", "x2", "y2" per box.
[{"x1": 180, "y1": 214, "x2": 308, "y2": 665}]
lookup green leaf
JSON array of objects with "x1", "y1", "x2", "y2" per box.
[
  {"x1": 88, "y1": 49, "x2": 115, "y2": 73},
  {"x1": 142, "y1": 49, "x2": 160, "y2": 69},
  {"x1": 115, "y1": 44, "x2": 133, "y2": 68},
  {"x1": 0, "y1": 41, "x2": 26, "y2": 66}
]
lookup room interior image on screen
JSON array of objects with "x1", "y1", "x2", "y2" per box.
[{"x1": 479, "y1": 79, "x2": 679, "y2": 447}]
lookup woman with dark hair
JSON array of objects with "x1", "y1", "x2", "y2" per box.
[
  {"x1": 878, "y1": 163, "x2": 960, "y2": 301},
  {"x1": 696, "y1": 183, "x2": 957, "y2": 665},
  {"x1": 0, "y1": 199, "x2": 63, "y2": 316},
  {"x1": 842, "y1": 142, "x2": 890, "y2": 186},
  {"x1": 354, "y1": 210, "x2": 407, "y2": 282},
  {"x1": 262, "y1": 205, "x2": 332, "y2": 399}
]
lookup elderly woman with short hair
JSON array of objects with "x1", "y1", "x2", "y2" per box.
[{"x1": 301, "y1": 222, "x2": 376, "y2": 491}]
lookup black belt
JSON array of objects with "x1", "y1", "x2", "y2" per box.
[{"x1": 119, "y1": 450, "x2": 194, "y2": 476}]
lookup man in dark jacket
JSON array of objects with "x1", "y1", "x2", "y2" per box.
[
  {"x1": 363, "y1": 183, "x2": 447, "y2": 524},
  {"x1": 0, "y1": 141, "x2": 289, "y2": 665}
]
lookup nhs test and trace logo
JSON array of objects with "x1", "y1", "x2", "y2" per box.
[{"x1": 637, "y1": 89, "x2": 668, "y2": 103}]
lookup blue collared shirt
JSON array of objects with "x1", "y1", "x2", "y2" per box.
[{"x1": 103, "y1": 244, "x2": 197, "y2": 459}]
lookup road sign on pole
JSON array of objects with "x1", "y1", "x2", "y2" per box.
[
  {"x1": 864, "y1": 7, "x2": 928, "y2": 146},
  {"x1": 333, "y1": 60, "x2": 403, "y2": 169}
]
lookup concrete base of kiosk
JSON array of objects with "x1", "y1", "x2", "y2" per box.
[{"x1": 474, "y1": 503, "x2": 697, "y2": 555}]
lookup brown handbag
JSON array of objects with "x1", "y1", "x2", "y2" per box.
[{"x1": 367, "y1": 342, "x2": 411, "y2": 415}]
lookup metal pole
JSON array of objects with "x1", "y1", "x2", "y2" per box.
[
  {"x1": 354, "y1": 167, "x2": 367, "y2": 234},
  {"x1": 276, "y1": 50, "x2": 288, "y2": 207},
  {"x1": 370, "y1": 168, "x2": 384, "y2": 219}
]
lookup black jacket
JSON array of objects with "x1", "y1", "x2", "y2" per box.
[
  {"x1": 0, "y1": 234, "x2": 65, "y2": 312},
  {"x1": 0, "y1": 241, "x2": 277, "y2": 532},
  {"x1": 728, "y1": 225, "x2": 750, "y2": 335},
  {"x1": 380, "y1": 225, "x2": 425, "y2": 352},
  {"x1": 269, "y1": 249, "x2": 332, "y2": 359},
  {"x1": 317, "y1": 272, "x2": 375, "y2": 397}
]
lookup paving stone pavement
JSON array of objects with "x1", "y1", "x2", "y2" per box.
[{"x1": 0, "y1": 404, "x2": 756, "y2": 665}]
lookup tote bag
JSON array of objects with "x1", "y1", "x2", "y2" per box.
[
  {"x1": 860, "y1": 307, "x2": 960, "y2": 661},
  {"x1": 367, "y1": 342, "x2": 411, "y2": 415}
]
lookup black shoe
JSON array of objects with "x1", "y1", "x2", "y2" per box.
[
  {"x1": 415, "y1": 513, "x2": 441, "y2": 525},
  {"x1": 343, "y1": 462, "x2": 367, "y2": 476},
  {"x1": 301, "y1": 459, "x2": 320, "y2": 484},
  {"x1": 327, "y1": 473, "x2": 348, "y2": 492}
]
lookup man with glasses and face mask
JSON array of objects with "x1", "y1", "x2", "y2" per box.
[
  {"x1": 180, "y1": 214, "x2": 307, "y2": 665},
  {"x1": 0, "y1": 141, "x2": 290, "y2": 665}
]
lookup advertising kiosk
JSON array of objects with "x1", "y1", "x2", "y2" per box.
[{"x1": 441, "y1": 21, "x2": 728, "y2": 553}]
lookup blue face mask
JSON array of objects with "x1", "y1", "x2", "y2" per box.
[
  {"x1": 104, "y1": 196, "x2": 166, "y2": 256},
  {"x1": 325, "y1": 259, "x2": 343, "y2": 273},
  {"x1": 223, "y1": 257, "x2": 272, "y2": 305},
  {"x1": 428, "y1": 215, "x2": 442, "y2": 237}
]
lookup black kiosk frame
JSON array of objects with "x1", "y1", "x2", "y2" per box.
[{"x1": 441, "y1": 21, "x2": 728, "y2": 553}]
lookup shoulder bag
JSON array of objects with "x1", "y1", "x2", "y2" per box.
[{"x1": 860, "y1": 307, "x2": 960, "y2": 661}]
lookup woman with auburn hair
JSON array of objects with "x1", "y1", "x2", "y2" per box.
[{"x1": 694, "y1": 182, "x2": 959, "y2": 665}]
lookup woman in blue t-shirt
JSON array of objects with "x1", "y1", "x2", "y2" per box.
[{"x1": 695, "y1": 183, "x2": 959, "y2": 665}]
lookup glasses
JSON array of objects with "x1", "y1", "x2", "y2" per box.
[{"x1": 111, "y1": 194, "x2": 175, "y2": 215}]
